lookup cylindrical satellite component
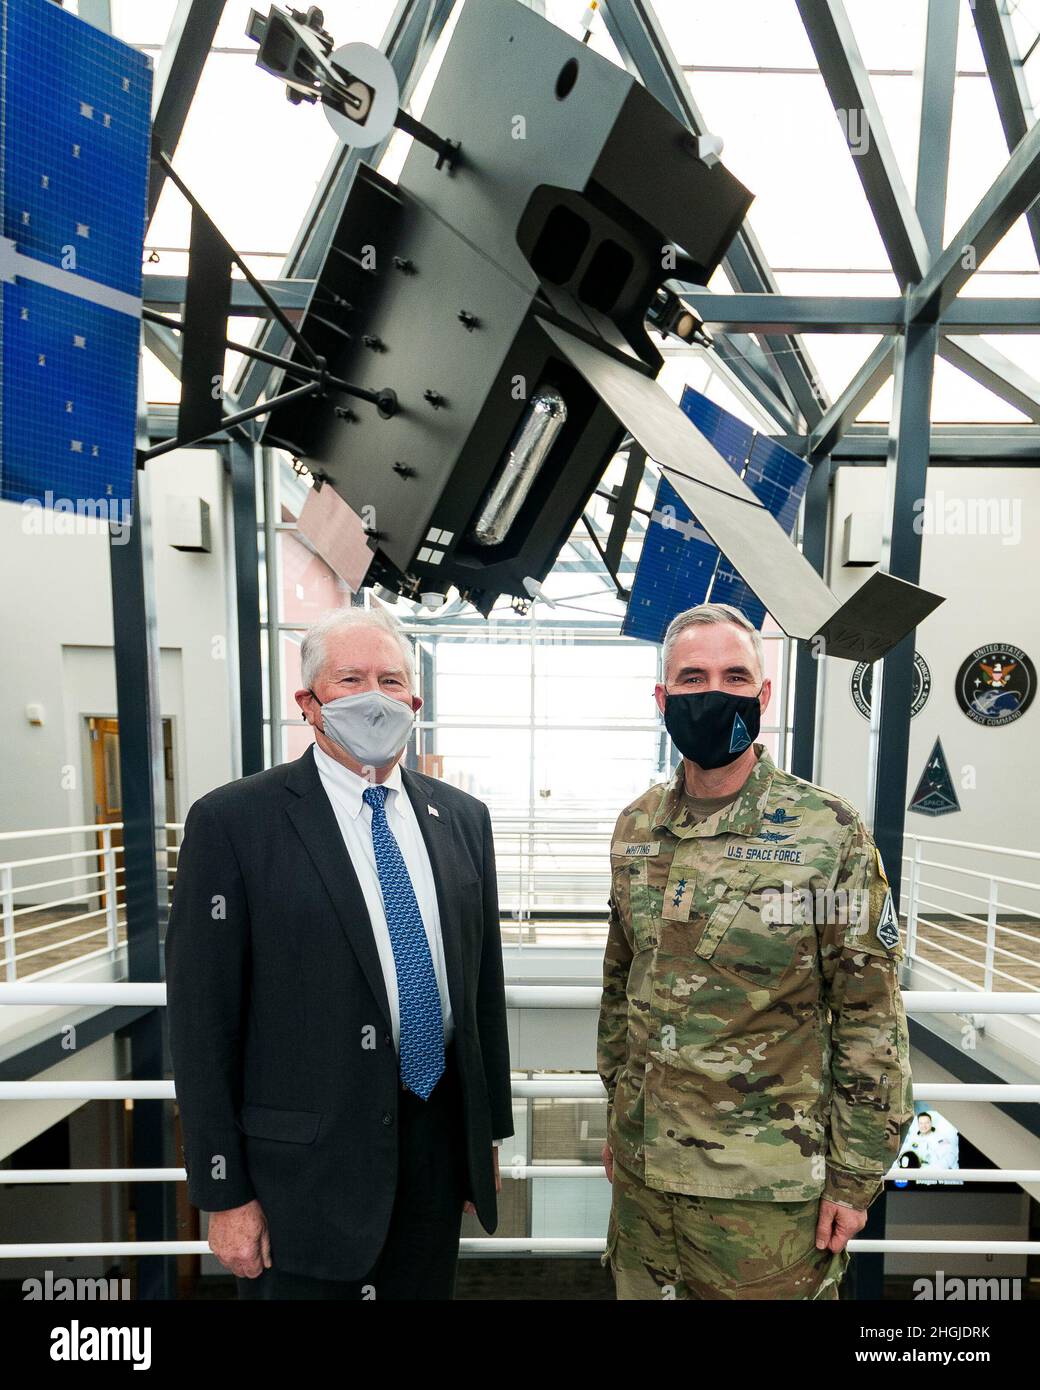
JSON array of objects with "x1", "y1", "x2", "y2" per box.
[{"x1": 470, "y1": 387, "x2": 568, "y2": 547}]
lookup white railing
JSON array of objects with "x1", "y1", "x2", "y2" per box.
[
  {"x1": 902, "y1": 834, "x2": 1040, "y2": 996},
  {"x1": 485, "y1": 804, "x2": 616, "y2": 922},
  {"x1": 2, "y1": 1237, "x2": 1037, "y2": 1256},
  {"x1": 4, "y1": 820, "x2": 1040, "y2": 975},
  {"x1": 3, "y1": 1078, "x2": 1040, "y2": 1101},
  {"x1": 1, "y1": 983, "x2": 1038, "y2": 1259},
  {"x1": 0, "y1": 823, "x2": 182, "y2": 982},
  {"x1": 6, "y1": 982, "x2": 1039, "y2": 1013}
]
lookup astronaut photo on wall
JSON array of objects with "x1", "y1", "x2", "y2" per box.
[{"x1": 898, "y1": 1106, "x2": 961, "y2": 1187}]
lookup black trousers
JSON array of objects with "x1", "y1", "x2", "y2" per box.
[{"x1": 236, "y1": 1040, "x2": 469, "y2": 1300}]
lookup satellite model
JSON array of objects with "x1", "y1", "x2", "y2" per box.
[{"x1": 242, "y1": 0, "x2": 941, "y2": 660}]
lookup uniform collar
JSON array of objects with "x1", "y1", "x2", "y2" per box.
[
  {"x1": 312, "y1": 741, "x2": 405, "y2": 820},
  {"x1": 651, "y1": 743, "x2": 777, "y2": 840}
]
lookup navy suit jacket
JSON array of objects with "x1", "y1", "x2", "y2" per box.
[{"x1": 165, "y1": 744, "x2": 514, "y2": 1281}]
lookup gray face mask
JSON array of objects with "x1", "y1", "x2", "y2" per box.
[{"x1": 309, "y1": 688, "x2": 415, "y2": 767}]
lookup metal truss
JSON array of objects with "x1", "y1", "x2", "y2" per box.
[
  {"x1": 134, "y1": 0, "x2": 1040, "y2": 907},
  {"x1": 141, "y1": 0, "x2": 1040, "y2": 461}
]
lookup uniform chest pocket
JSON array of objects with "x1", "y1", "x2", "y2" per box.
[
  {"x1": 611, "y1": 859, "x2": 659, "y2": 952},
  {"x1": 695, "y1": 870, "x2": 811, "y2": 987}
]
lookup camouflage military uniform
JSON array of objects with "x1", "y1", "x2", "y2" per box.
[{"x1": 597, "y1": 743, "x2": 914, "y2": 1299}]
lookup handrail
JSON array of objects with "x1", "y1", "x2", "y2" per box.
[
  {"x1": 1, "y1": 982, "x2": 1039, "y2": 1011},
  {"x1": 1, "y1": 824, "x2": 1037, "y2": 993},
  {"x1": 2, "y1": 1237, "x2": 1038, "y2": 1257},
  {"x1": 0, "y1": 821, "x2": 1036, "y2": 860},
  {"x1": 0, "y1": 981, "x2": 1037, "y2": 1012},
  {"x1": 2, "y1": 1079, "x2": 1039, "y2": 1101},
  {"x1": 1, "y1": 980, "x2": 1036, "y2": 1263},
  {"x1": 902, "y1": 833, "x2": 1040, "y2": 861},
  {"x1": 1, "y1": 1164, "x2": 1035, "y2": 1184}
]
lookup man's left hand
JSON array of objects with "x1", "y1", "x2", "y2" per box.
[
  {"x1": 815, "y1": 1197, "x2": 867, "y2": 1253},
  {"x1": 463, "y1": 1147, "x2": 501, "y2": 1215}
]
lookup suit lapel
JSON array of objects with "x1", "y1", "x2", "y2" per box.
[
  {"x1": 284, "y1": 746, "x2": 393, "y2": 1035},
  {"x1": 284, "y1": 747, "x2": 468, "y2": 1037},
  {"x1": 401, "y1": 767, "x2": 466, "y2": 1030}
]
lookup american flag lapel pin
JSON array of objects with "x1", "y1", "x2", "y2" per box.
[{"x1": 428, "y1": 804, "x2": 440, "y2": 818}]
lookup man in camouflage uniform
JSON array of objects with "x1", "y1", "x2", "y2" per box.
[{"x1": 598, "y1": 602, "x2": 914, "y2": 1300}]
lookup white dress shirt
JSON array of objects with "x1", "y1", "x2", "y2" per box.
[{"x1": 312, "y1": 743, "x2": 454, "y2": 1050}]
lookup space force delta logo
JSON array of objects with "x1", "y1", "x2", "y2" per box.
[
  {"x1": 850, "y1": 651, "x2": 931, "y2": 719},
  {"x1": 955, "y1": 644, "x2": 1036, "y2": 727},
  {"x1": 729, "y1": 713, "x2": 752, "y2": 754},
  {"x1": 909, "y1": 738, "x2": 960, "y2": 817}
]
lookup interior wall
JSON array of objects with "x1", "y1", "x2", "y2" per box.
[
  {"x1": 815, "y1": 465, "x2": 1039, "y2": 901},
  {"x1": 0, "y1": 448, "x2": 236, "y2": 847}
]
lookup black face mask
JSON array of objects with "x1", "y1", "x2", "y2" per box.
[{"x1": 663, "y1": 686, "x2": 763, "y2": 770}]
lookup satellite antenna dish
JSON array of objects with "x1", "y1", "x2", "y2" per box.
[
  {"x1": 323, "y1": 42, "x2": 400, "y2": 148},
  {"x1": 248, "y1": 7, "x2": 459, "y2": 167}
]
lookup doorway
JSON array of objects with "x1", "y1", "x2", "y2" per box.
[{"x1": 87, "y1": 717, "x2": 176, "y2": 914}]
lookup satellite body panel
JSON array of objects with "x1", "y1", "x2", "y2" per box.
[
  {"x1": 263, "y1": 0, "x2": 751, "y2": 613},
  {"x1": 260, "y1": 0, "x2": 942, "y2": 654}
]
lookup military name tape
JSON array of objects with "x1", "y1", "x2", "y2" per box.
[
  {"x1": 726, "y1": 845, "x2": 805, "y2": 864},
  {"x1": 612, "y1": 841, "x2": 661, "y2": 857}
]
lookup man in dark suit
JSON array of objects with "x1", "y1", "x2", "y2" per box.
[{"x1": 165, "y1": 606, "x2": 514, "y2": 1299}]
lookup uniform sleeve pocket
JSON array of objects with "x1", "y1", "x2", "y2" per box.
[
  {"x1": 839, "y1": 1074, "x2": 891, "y2": 1113},
  {"x1": 611, "y1": 861, "x2": 658, "y2": 952}
]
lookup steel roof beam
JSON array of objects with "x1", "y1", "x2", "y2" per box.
[
  {"x1": 796, "y1": 0, "x2": 930, "y2": 287},
  {"x1": 971, "y1": 0, "x2": 1040, "y2": 268},
  {"x1": 601, "y1": 0, "x2": 826, "y2": 427}
]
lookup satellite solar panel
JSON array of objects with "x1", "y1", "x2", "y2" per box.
[
  {"x1": 4, "y1": 0, "x2": 152, "y2": 294},
  {"x1": 621, "y1": 385, "x2": 811, "y2": 641},
  {"x1": 621, "y1": 473, "x2": 718, "y2": 641},
  {"x1": 1, "y1": 0, "x2": 151, "y2": 510},
  {"x1": 744, "y1": 434, "x2": 811, "y2": 537},
  {"x1": 2, "y1": 278, "x2": 142, "y2": 507},
  {"x1": 712, "y1": 434, "x2": 810, "y2": 625},
  {"x1": 708, "y1": 556, "x2": 768, "y2": 629},
  {"x1": 678, "y1": 387, "x2": 754, "y2": 473}
]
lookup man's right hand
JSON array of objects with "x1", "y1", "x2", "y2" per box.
[
  {"x1": 206, "y1": 1199, "x2": 271, "y2": 1278},
  {"x1": 601, "y1": 1142, "x2": 613, "y2": 1184}
]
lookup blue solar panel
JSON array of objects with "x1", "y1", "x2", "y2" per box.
[
  {"x1": 678, "y1": 388, "x2": 754, "y2": 472},
  {"x1": 622, "y1": 385, "x2": 811, "y2": 641},
  {"x1": 621, "y1": 474, "x2": 719, "y2": 641},
  {"x1": 1, "y1": 0, "x2": 152, "y2": 510},
  {"x1": 708, "y1": 555, "x2": 768, "y2": 630},
  {"x1": 744, "y1": 434, "x2": 811, "y2": 537}
]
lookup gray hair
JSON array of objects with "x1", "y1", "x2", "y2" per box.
[
  {"x1": 300, "y1": 606, "x2": 415, "y2": 691},
  {"x1": 662, "y1": 603, "x2": 764, "y2": 683}
]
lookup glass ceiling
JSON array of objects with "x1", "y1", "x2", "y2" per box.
[{"x1": 89, "y1": 0, "x2": 1040, "y2": 425}]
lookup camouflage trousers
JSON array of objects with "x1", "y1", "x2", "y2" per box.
[{"x1": 604, "y1": 1158, "x2": 850, "y2": 1300}]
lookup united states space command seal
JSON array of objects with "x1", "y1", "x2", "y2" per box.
[{"x1": 955, "y1": 644, "x2": 1036, "y2": 727}]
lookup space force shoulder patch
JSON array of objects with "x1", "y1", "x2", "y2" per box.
[{"x1": 876, "y1": 891, "x2": 900, "y2": 950}]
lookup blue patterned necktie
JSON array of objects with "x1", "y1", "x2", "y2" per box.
[{"x1": 362, "y1": 783, "x2": 445, "y2": 1099}]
